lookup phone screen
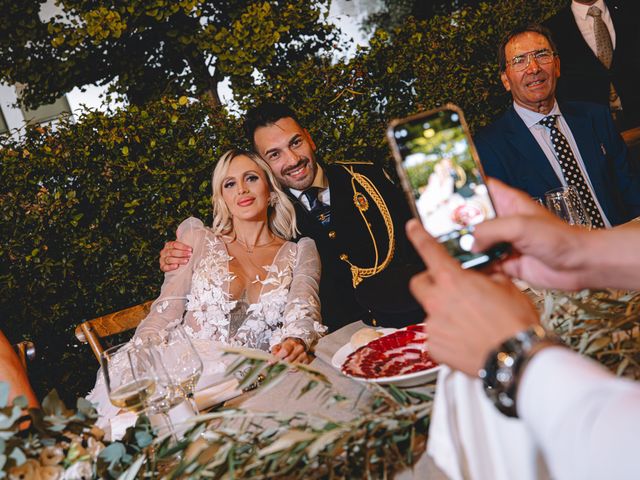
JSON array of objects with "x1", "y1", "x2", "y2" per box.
[{"x1": 389, "y1": 107, "x2": 506, "y2": 268}]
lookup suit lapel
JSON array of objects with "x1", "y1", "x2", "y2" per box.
[
  {"x1": 561, "y1": 7, "x2": 605, "y2": 67},
  {"x1": 561, "y1": 103, "x2": 603, "y2": 190},
  {"x1": 504, "y1": 108, "x2": 559, "y2": 189},
  {"x1": 609, "y1": 1, "x2": 629, "y2": 69}
]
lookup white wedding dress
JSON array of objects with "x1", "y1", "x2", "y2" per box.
[{"x1": 88, "y1": 217, "x2": 326, "y2": 423}]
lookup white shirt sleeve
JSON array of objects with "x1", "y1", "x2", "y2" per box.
[{"x1": 518, "y1": 346, "x2": 640, "y2": 480}]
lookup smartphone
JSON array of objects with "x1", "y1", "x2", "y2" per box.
[{"x1": 387, "y1": 104, "x2": 508, "y2": 269}]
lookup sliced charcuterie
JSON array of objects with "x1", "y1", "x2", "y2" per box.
[{"x1": 341, "y1": 324, "x2": 437, "y2": 379}]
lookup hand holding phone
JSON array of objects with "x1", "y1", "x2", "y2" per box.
[{"x1": 387, "y1": 104, "x2": 509, "y2": 268}]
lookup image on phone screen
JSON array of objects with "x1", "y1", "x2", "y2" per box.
[{"x1": 389, "y1": 107, "x2": 505, "y2": 268}]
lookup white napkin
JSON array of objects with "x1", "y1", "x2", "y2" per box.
[
  {"x1": 427, "y1": 366, "x2": 551, "y2": 480},
  {"x1": 109, "y1": 411, "x2": 138, "y2": 441},
  {"x1": 194, "y1": 378, "x2": 241, "y2": 411}
]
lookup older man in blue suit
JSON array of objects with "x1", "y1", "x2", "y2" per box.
[{"x1": 476, "y1": 24, "x2": 640, "y2": 227}]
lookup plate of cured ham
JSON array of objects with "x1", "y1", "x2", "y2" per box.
[{"x1": 332, "y1": 324, "x2": 440, "y2": 387}]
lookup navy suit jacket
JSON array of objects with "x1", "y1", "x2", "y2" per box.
[{"x1": 475, "y1": 101, "x2": 640, "y2": 226}]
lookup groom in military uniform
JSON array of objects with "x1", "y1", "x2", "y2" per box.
[{"x1": 161, "y1": 102, "x2": 425, "y2": 331}]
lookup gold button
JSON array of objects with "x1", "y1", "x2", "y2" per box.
[
  {"x1": 372, "y1": 319, "x2": 378, "y2": 326},
  {"x1": 328, "y1": 230, "x2": 336, "y2": 239}
]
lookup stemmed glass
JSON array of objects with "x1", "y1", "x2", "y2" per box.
[
  {"x1": 161, "y1": 324, "x2": 203, "y2": 414},
  {"x1": 129, "y1": 341, "x2": 181, "y2": 440},
  {"x1": 101, "y1": 343, "x2": 156, "y2": 414},
  {"x1": 544, "y1": 186, "x2": 592, "y2": 229}
]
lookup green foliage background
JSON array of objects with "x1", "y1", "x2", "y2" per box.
[
  {"x1": 1, "y1": 0, "x2": 566, "y2": 401},
  {"x1": 0, "y1": 0, "x2": 337, "y2": 107}
]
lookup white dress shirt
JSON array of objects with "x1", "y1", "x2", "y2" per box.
[
  {"x1": 513, "y1": 101, "x2": 611, "y2": 227},
  {"x1": 519, "y1": 346, "x2": 640, "y2": 480},
  {"x1": 571, "y1": 0, "x2": 616, "y2": 53},
  {"x1": 289, "y1": 165, "x2": 331, "y2": 210}
]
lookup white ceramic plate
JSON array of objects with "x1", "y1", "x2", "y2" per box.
[{"x1": 331, "y1": 329, "x2": 440, "y2": 388}]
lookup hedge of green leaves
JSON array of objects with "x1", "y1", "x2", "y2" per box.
[
  {"x1": 1, "y1": 0, "x2": 566, "y2": 401},
  {"x1": 1, "y1": 98, "x2": 241, "y2": 400}
]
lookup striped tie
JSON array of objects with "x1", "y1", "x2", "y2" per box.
[{"x1": 302, "y1": 187, "x2": 331, "y2": 227}]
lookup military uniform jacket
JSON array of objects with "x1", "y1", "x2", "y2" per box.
[{"x1": 288, "y1": 161, "x2": 425, "y2": 331}]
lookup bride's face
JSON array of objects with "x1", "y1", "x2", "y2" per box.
[{"x1": 221, "y1": 154, "x2": 271, "y2": 222}]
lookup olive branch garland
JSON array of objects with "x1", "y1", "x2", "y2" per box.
[
  {"x1": 5, "y1": 288, "x2": 636, "y2": 479},
  {"x1": 153, "y1": 347, "x2": 434, "y2": 479},
  {"x1": 0, "y1": 347, "x2": 433, "y2": 480},
  {"x1": 540, "y1": 289, "x2": 640, "y2": 379}
]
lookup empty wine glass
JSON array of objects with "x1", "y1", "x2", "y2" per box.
[
  {"x1": 101, "y1": 343, "x2": 156, "y2": 414},
  {"x1": 544, "y1": 186, "x2": 592, "y2": 229},
  {"x1": 129, "y1": 341, "x2": 181, "y2": 441},
  {"x1": 161, "y1": 324, "x2": 203, "y2": 414},
  {"x1": 130, "y1": 341, "x2": 181, "y2": 412}
]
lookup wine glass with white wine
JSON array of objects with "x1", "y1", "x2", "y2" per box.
[{"x1": 101, "y1": 343, "x2": 156, "y2": 414}]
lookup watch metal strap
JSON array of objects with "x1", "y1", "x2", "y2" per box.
[{"x1": 478, "y1": 324, "x2": 555, "y2": 418}]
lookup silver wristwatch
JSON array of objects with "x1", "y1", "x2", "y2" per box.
[{"x1": 478, "y1": 324, "x2": 555, "y2": 418}]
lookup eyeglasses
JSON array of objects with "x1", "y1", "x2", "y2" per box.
[{"x1": 507, "y1": 49, "x2": 557, "y2": 72}]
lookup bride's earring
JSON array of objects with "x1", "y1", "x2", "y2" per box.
[{"x1": 269, "y1": 192, "x2": 278, "y2": 207}]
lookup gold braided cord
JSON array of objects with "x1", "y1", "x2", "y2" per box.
[{"x1": 339, "y1": 165, "x2": 396, "y2": 287}]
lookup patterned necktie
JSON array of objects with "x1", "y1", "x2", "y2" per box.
[
  {"x1": 539, "y1": 115, "x2": 605, "y2": 228},
  {"x1": 587, "y1": 6, "x2": 621, "y2": 111},
  {"x1": 302, "y1": 187, "x2": 331, "y2": 227},
  {"x1": 587, "y1": 6, "x2": 613, "y2": 68}
]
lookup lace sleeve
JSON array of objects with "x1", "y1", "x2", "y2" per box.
[
  {"x1": 278, "y1": 237, "x2": 327, "y2": 350},
  {"x1": 134, "y1": 217, "x2": 206, "y2": 340}
]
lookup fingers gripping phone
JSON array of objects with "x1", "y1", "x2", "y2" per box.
[{"x1": 387, "y1": 104, "x2": 508, "y2": 269}]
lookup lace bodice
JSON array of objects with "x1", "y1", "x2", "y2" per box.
[{"x1": 135, "y1": 217, "x2": 326, "y2": 351}]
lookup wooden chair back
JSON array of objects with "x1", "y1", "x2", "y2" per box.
[
  {"x1": 622, "y1": 126, "x2": 640, "y2": 148},
  {"x1": 13, "y1": 341, "x2": 36, "y2": 371},
  {"x1": 75, "y1": 301, "x2": 153, "y2": 362}
]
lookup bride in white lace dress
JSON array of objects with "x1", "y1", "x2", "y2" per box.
[
  {"x1": 88, "y1": 149, "x2": 326, "y2": 422},
  {"x1": 135, "y1": 149, "x2": 326, "y2": 359}
]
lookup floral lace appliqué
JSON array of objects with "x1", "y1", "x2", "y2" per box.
[
  {"x1": 185, "y1": 236, "x2": 237, "y2": 342},
  {"x1": 233, "y1": 249, "x2": 295, "y2": 350}
]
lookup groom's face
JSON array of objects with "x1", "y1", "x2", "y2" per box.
[{"x1": 253, "y1": 117, "x2": 318, "y2": 191}]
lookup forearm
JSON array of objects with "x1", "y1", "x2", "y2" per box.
[
  {"x1": 281, "y1": 238, "x2": 325, "y2": 349},
  {"x1": 575, "y1": 225, "x2": 640, "y2": 290},
  {"x1": 0, "y1": 333, "x2": 38, "y2": 408},
  {"x1": 518, "y1": 347, "x2": 640, "y2": 480}
]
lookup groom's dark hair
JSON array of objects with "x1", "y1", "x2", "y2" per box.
[{"x1": 243, "y1": 102, "x2": 303, "y2": 146}]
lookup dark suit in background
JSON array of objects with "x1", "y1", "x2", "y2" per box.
[
  {"x1": 475, "y1": 101, "x2": 640, "y2": 226},
  {"x1": 544, "y1": 1, "x2": 640, "y2": 129}
]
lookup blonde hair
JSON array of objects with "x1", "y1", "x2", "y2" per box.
[{"x1": 211, "y1": 149, "x2": 299, "y2": 240}]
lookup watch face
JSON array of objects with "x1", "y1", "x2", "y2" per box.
[{"x1": 481, "y1": 325, "x2": 549, "y2": 418}]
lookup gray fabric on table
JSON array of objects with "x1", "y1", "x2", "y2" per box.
[{"x1": 230, "y1": 321, "x2": 448, "y2": 479}]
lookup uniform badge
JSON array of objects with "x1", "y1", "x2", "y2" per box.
[{"x1": 353, "y1": 192, "x2": 369, "y2": 212}]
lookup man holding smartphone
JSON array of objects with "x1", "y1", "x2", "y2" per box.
[
  {"x1": 406, "y1": 178, "x2": 640, "y2": 480},
  {"x1": 160, "y1": 102, "x2": 425, "y2": 331}
]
